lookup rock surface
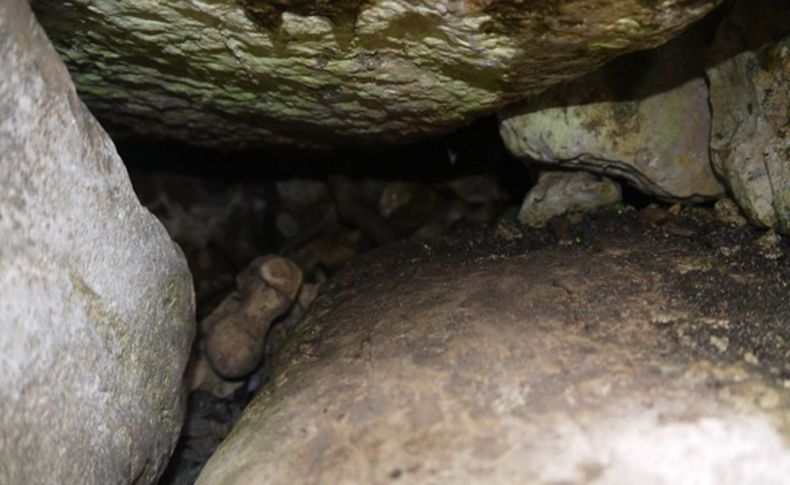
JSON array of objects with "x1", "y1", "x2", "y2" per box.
[
  {"x1": 518, "y1": 171, "x2": 621, "y2": 227},
  {"x1": 197, "y1": 217, "x2": 790, "y2": 484},
  {"x1": 0, "y1": 1, "x2": 195, "y2": 483},
  {"x1": 499, "y1": 32, "x2": 725, "y2": 201},
  {"x1": 707, "y1": 2, "x2": 790, "y2": 234},
  {"x1": 31, "y1": 0, "x2": 720, "y2": 148}
]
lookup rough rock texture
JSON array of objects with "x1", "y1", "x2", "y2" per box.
[
  {"x1": 0, "y1": 1, "x2": 195, "y2": 483},
  {"x1": 518, "y1": 171, "x2": 621, "y2": 227},
  {"x1": 499, "y1": 31, "x2": 725, "y2": 202},
  {"x1": 197, "y1": 220, "x2": 790, "y2": 484},
  {"x1": 31, "y1": 0, "x2": 720, "y2": 148},
  {"x1": 707, "y1": 2, "x2": 790, "y2": 234}
]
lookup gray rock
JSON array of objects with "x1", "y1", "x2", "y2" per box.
[
  {"x1": 707, "y1": 4, "x2": 789, "y2": 234},
  {"x1": 518, "y1": 171, "x2": 622, "y2": 227},
  {"x1": 0, "y1": 1, "x2": 195, "y2": 483},
  {"x1": 499, "y1": 39, "x2": 725, "y2": 201},
  {"x1": 30, "y1": 0, "x2": 720, "y2": 148},
  {"x1": 197, "y1": 226, "x2": 790, "y2": 485}
]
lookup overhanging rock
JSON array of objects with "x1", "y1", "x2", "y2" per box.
[{"x1": 32, "y1": 0, "x2": 720, "y2": 148}]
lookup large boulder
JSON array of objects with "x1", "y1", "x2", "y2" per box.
[
  {"x1": 499, "y1": 23, "x2": 726, "y2": 202},
  {"x1": 31, "y1": 0, "x2": 720, "y2": 148},
  {"x1": 0, "y1": 1, "x2": 195, "y2": 483},
  {"x1": 706, "y1": 1, "x2": 790, "y2": 234},
  {"x1": 197, "y1": 219, "x2": 790, "y2": 484}
]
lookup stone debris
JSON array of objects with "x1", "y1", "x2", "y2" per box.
[
  {"x1": 754, "y1": 230, "x2": 784, "y2": 261},
  {"x1": 518, "y1": 171, "x2": 622, "y2": 227},
  {"x1": 203, "y1": 256, "x2": 303, "y2": 380},
  {"x1": 715, "y1": 198, "x2": 749, "y2": 227}
]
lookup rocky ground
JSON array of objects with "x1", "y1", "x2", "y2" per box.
[
  {"x1": 123, "y1": 136, "x2": 788, "y2": 484},
  {"x1": 197, "y1": 197, "x2": 789, "y2": 484}
]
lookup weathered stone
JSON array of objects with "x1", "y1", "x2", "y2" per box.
[
  {"x1": 0, "y1": 1, "x2": 195, "y2": 483},
  {"x1": 707, "y1": 1, "x2": 790, "y2": 234},
  {"x1": 714, "y1": 198, "x2": 748, "y2": 227},
  {"x1": 31, "y1": 0, "x2": 720, "y2": 148},
  {"x1": 499, "y1": 31, "x2": 725, "y2": 201},
  {"x1": 197, "y1": 223, "x2": 790, "y2": 484},
  {"x1": 518, "y1": 171, "x2": 622, "y2": 227}
]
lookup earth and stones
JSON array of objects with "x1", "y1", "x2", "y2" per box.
[
  {"x1": 0, "y1": 0, "x2": 788, "y2": 484},
  {"x1": 197, "y1": 210, "x2": 789, "y2": 484},
  {"x1": 500, "y1": 0, "x2": 790, "y2": 234}
]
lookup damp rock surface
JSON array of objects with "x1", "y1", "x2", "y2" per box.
[
  {"x1": 0, "y1": 1, "x2": 195, "y2": 483},
  {"x1": 197, "y1": 210, "x2": 789, "y2": 484},
  {"x1": 31, "y1": 0, "x2": 720, "y2": 148}
]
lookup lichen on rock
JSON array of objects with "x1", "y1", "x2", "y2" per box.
[{"x1": 31, "y1": 0, "x2": 721, "y2": 148}]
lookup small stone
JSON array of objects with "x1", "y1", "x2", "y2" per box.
[
  {"x1": 379, "y1": 182, "x2": 419, "y2": 219},
  {"x1": 639, "y1": 204, "x2": 669, "y2": 225},
  {"x1": 495, "y1": 221, "x2": 522, "y2": 242},
  {"x1": 518, "y1": 171, "x2": 621, "y2": 227},
  {"x1": 714, "y1": 198, "x2": 748, "y2": 226},
  {"x1": 548, "y1": 217, "x2": 575, "y2": 246},
  {"x1": 444, "y1": 175, "x2": 506, "y2": 204},
  {"x1": 664, "y1": 224, "x2": 695, "y2": 238},
  {"x1": 757, "y1": 390, "x2": 780, "y2": 410},
  {"x1": 710, "y1": 335, "x2": 729, "y2": 353},
  {"x1": 276, "y1": 180, "x2": 328, "y2": 206},
  {"x1": 717, "y1": 245, "x2": 741, "y2": 257},
  {"x1": 754, "y1": 230, "x2": 783, "y2": 260},
  {"x1": 204, "y1": 255, "x2": 303, "y2": 379},
  {"x1": 276, "y1": 212, "x2": 301, "y2": 240},
  {"x1": 744, "y1": 352, "x2": 760, "y2": 366}
]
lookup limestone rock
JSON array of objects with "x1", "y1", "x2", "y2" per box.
[
  {"x1": 197, "y1": 226, "x2": 790, "y2": 484},
  {"x1": 518, "y1": 171, "x2": 622, "y2": 227},
  {"x1": 0, "y1": 1, "x2": 195, "y2": 483},
  {"x1": 714, "y1": 198, "x2": 748, "y2": 227},
  {"x1": 31, "y1": 0, "x2": 720, "y2": 148},
  {"x1": 707, "y1": 3, "x2": 790, "y2": 234},
  {"x1": 499, "y1": 33, "x2": 725, "y2": 201}
]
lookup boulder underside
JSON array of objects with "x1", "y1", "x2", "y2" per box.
[{"x1": 31, "y1": 0, "x2": 719, "y2": 148}]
